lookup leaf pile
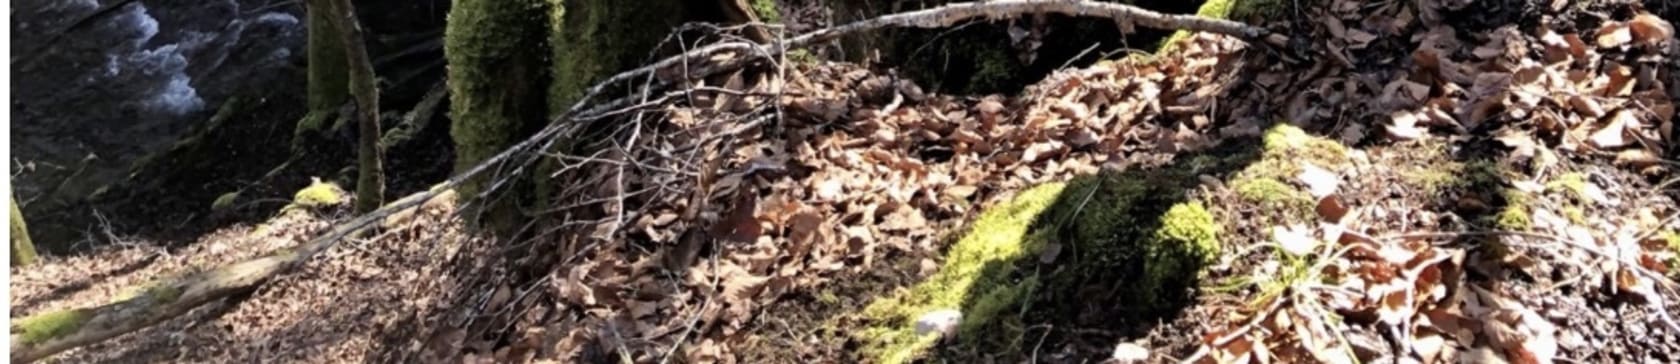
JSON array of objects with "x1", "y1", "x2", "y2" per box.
[{"x1": 435, "y1": 29, "x2": 1261, "y2": 363}]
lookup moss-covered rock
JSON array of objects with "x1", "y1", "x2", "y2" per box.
[
  {"x1": 855, "y1": 183, "x2": 1066, "y2": 363},
  {"x1": 851, "y1": 158, "x2": 1245, "y2": 361},
  {"x1": 280, "y1": 178, "x2": 346, "y2": 216},
  {"x1": 293, "y1": 179, "x2": 345, "y2": 207}
]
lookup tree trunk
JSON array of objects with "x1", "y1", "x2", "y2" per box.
[
  {"x1": 445, "y1": 0, "x2": 551, "y2": 235},
  {"x1": 297, "y1": 0, "x2": 350, "y2": 150},
  {"x1": 11, "y1": 188, "x2": 39, "y2": 267},
  {"x1": 546, "y1": 0, "x2": 689, "y2": 111},
  {"x1": 323, "y1": 0, "x2": 385, "y2": 213}
]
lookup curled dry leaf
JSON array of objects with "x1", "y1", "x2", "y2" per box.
[
  {"x1": 1387, "y1": 110, "x2": 1426, "y2": 141},
  {"x1": 1629, "y1": 13, "x2": 1675, "y2": 47},
  {"x1": 1596, "y1": 21, "x2": 1632, "y2": 48},
  {"x1": 1588, "y1": 109, "x2": 1639, "y2": 149}
]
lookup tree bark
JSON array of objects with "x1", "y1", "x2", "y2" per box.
[
  {"x1": 298, "y1": 0, "x2": 350, "y2": 148},
  {"x1": 11, "y1": 187, "x2": 39, "y2": 267},
  {"x1": 322, "y1": 0, "x2": 385, "y2": 213},
  {"x1": 446, "y1": 0, "x2": 550, "y2": 235}
]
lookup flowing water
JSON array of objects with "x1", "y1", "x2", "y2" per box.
[{"x1": 11, "y1": 0, "x2": 305, "y2": 247}]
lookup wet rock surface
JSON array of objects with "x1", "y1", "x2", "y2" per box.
[{"x1": 11, "y1": 0, "x2": 305, "y2": 248}]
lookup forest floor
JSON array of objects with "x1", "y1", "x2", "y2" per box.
[{"x1": 11, "y1": 0, "x2": 1680, "y2": 363}]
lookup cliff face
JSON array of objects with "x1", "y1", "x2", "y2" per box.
[{"x1": 11, "y1": 0, "x2": 306, "y2": 248}]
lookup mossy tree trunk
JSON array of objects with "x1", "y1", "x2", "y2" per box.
[
  {"x1": 298, "y1": 0, "x2": 350, "y2": 150},
  {"x1": 545, "y1": 0, "x2": 689, "y2": 112},
  {"x1": 445, "y1": 0, "x2": 690, "y2": 236},
  {"x1": 446, "y1": 0, "x2": 551, "y2": 235},
  {"x1": 11, "y1": 188, "x2": 39, "y2": 267},
  {"x1": 321, "y1": 0, "x2": 385, "y2": 213}
]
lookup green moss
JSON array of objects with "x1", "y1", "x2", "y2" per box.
[
  {"x1": 1225, "y1": 124, "x2": 1348, "y2": 223},
  {"x1": 1561, "y1": 206, "x2": 1587, "y2": 225},
  {"x1": 751, "y1": 0, "x2": 780, "y2": 23},
  {"x1": 855, "y1": 183, "x2": 1066, "y2": 364},
  {"x1": 1142, "y1": 202, "x2": 1222, "y2": 295},
  {"x1": 1260, "y1": 124, "x2": 1349, "y2": 167},
  {"x1": 1547, "y1": 173, "x2": 1589, "y2": 202},
  {"x1": 1665, "y1": 231, "x2": 1680, "y2": 273},
  {"x1": 282, "y1": 178, "x2": 346, "y2": 215},
  {"x1": 111, "y1": 281, "x2": 182, "y2": 303},
  {"x1": 292, "y1": 111, "x2": 341, "y2": 153},
  {"x1": 1402, "y1": 167, "x2": 1457, "y2": 194},
  {"x1": 211, "y1": 191, "x2": 240, "y2": 211},
  {"x1": 11, "y1": 191, "x2": 38, "y2": 267},
  {"x1": 1233, "y1": 177, "x2": 1311, "y2": 214},
  {"x1": 1401, "y1": 149, "x2": 1506, "y2": 195},
  {"x1": 1033, "y1": 166, "x2": 1226, "y2": 321},
  {"x1": 1157, "y1": 0, "x2": 1280, "y2": 53},
  {"x1": 15, "y1": 309, "x2": 94, "y2": 346},
  {"x1": 548, "y1": 0, "x2": 686, "y2": 113},
  {"x1": 448, "y1": 0, "x2": 548, "y2": 174},
  {"x1": 293, "y1": 180, "x2": 345, "y2": 207},
  {"x1": 967, "y1": 46, "x2": 1018, "y2": 93},
  {"x1": 1494, "y1": 189, "x2": 1532, "y2": 230},
  {"x1": 816, "y1": 290, "x2": 840, "y2": 305}
]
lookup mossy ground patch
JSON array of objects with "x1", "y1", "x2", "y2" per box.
[{"x1": 843, "y1": 124, "x2": 1354, "y2": 362}]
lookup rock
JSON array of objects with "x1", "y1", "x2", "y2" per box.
[{"x1": 914, "y1": 309, "x2": 962, "y2": 340}]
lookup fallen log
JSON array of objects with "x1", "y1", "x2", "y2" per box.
[{"x1": 10, "y1": 187, "x2": 440, "y2": 363}]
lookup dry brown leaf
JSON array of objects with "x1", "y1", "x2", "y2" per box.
[
  {"x1": 1596, "y1": 21, "x2": 1632, "y2": 48},
  {"x1": 1317, "y1": 196, "x2": 1351, "y2": 223},
  {"x1": 1383, "y1": 79, "x2": 1431, "y2": 108},
  {"x1": 1497, "y1": 133, "x2": 1539, "y2": 160},
  {"x1": 713, "y1": 191, "x2": 762, "y2": 243},
  {"x1": 1387, "y1": 110, "x2": 1426, "y2": 140},
  {"x1": 1605, "y1": 63, "x2": 1635, "y2": 97},
  {"x1": 1614, "y1": 149, "x2": 1662, "y2": 169},
  {"x1": 1568, "y1": 95, "x2": 1605, "y2": 118},
  {"x1": 1630, "y1": 13, "x2": 1675, "y2": 46},
  {"x1": 1588, "y1": 110, "x2": 1639, "y2": 149},
  {"x1": 1022, "y1": 141, "x2": 1064, "y2": 163}
]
